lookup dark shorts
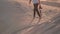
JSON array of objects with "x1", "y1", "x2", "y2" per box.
[{"x1": 33, "y1": 3, "x2": 38, "y2": 11}]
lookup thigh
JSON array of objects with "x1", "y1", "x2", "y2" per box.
[{"x1": 33, "y1": 3, "x2": 38, "y2": 9}]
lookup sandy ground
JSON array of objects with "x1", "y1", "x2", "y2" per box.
[{"x1": 0, "y1": 0, "x2": 60, "y2": 34}]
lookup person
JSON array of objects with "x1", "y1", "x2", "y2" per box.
[{"x1": 29, "y1": 0, "x2": 42, "y2": 19}]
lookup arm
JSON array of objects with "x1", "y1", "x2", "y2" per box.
[
  {"x1": 29, "y1": 0, "x2": 31, "y2": 4},
  {"x1": 38, "y1": 0, "x2": 40, "y2": 4},
  {"x1": 38, "y1": 0, "x2": 42, "y2": 9}
]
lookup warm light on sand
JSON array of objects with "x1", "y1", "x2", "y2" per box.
[{"x1": 0, "y1": 0, "x2": 60, "y2": 34}]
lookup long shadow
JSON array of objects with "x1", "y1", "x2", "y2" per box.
[
  {"x1": 12, "y1": 22, "x2": 47, "y2": 34},
  {"x1": 12, "y1": 14, "x2": 60, "y2": 34},
  {"x1": 31, "y1": 15, "x2": 60, "y2": 34},
  {"x1": 41, "y1": 1, "x2": 60, "y2": 7},
  {"x1": 9, "y1": 1, "x2": 60, "y2": 34}
]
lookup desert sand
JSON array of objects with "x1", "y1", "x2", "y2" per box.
[{"x1": 0, "y1": 0, "x2": 60, "y2": 34}]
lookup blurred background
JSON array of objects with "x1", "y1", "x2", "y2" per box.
[{"x1": 0, "y1": 0, "x2": 60, "y2": 34}]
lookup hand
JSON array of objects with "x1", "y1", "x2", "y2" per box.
[
  {"x1": 29, "y1": 2, "x2": 31, "y2": 4},
  {"x1": 29, "y1": 0, "x2": 31, "y2": 4},
  {"x1": 38, "y1": 3, "x2": 42, "y2": 9},
  {"x1": 39, "y1": 5, "x2": 42, "y2": 9}
]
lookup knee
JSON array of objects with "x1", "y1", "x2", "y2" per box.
[{"x1": 36, "y1": 8, "x2": 38, "y2": 11}]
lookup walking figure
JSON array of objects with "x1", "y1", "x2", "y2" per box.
[
  {"x1": 29, "y1": 0, "x2": 42, "y2": 19},
  {"x1": 29, "y1": 0, "x2": 42, "y2": 24}
]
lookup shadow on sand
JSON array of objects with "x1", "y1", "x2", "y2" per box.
[
  {"x1": 12, "y1": 14, "x2": 60, "y2": 34},
  {"x1": 41, "y1": 1, "x2": 60, "y2": 7}
]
